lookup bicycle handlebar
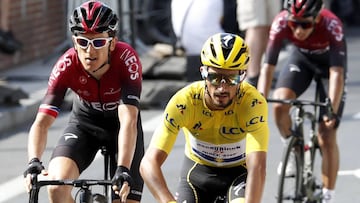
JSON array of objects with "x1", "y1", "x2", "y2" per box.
[
  {"x1": 29, "y1": 173, "x2": 113, "y2": 203},
  {"x1": 30, "y1": 173, "x2": 113, "y2": 188},
  {"x1": 266, "y1": 97, "x2": 334, "y2": 119}
]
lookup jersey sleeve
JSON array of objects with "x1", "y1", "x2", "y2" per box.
[
  {"x1": 149, "y1": 87, "x2": 189, "y2": 154},
  {"x1": 242, "y1": 86, "x2": 270, "y2": 154},
  {"x1": 117, "y1": 43, "x2": 142, "y2": 108},
  {"x1": 326, "y1": 15, "x2": 347, "y2": 68},
  {"x1": 265, "y1": 11, "x2": 288, "y2": 66},
  {"x1": 39, "y1": 51, "x2": 73, "y2": 118}
]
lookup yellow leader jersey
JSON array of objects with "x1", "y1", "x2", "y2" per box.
[{"x1": 150, "y1": 81, "x2": 269, "y2": 168}]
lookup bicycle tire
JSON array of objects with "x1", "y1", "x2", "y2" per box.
[
  {"x1": 29, "y1": 188, "x2": 39, "y2": 203},
  {"x1": 304, "y1": 138, "x2": 323, "y2": 203},
  {"x1": 277, "y1": 135, "x2": 303, "y2": 203}
]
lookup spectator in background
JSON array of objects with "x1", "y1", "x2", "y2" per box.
[
  {"x1": 0, "y1": 0, "x2": 22, "y2": 54},
  {"x1": 236, "y1": 0, "x2": 281, "y2": 86},
  {"x1": 171, "y1": 0, "x2": 240, "y2": 82},
  {"x1": 328, "y1": 0, "x2": 360, "y2": 26}
]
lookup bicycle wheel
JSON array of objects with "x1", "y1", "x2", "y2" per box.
[
  {"x1": 28, "y1": 188, "x2": 39, "y2": 203},
  {"x1": 277, "y1": 136, "x2": 303, "y2": 203},
  {"x1": 303, "y1": 138, "x2": 323, "y2": 203}
]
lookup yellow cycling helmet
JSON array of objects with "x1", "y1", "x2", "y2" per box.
[{"x1": 201, "y1": 33, "x2": 250, "y2": 70}]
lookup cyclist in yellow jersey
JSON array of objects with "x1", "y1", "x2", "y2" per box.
[{"x1": 140, "y1": 33, "x2": 269, "y2": 203}]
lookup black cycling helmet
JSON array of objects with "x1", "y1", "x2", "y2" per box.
[
  {"x1": 285, "y1": 0, "x2": 323, "y2": 18},
  {"x1": 69, "y1": 0, "x2": 118, "y2": 36}
]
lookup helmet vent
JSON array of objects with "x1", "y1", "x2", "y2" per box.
[
  {"x1": 210, "y1": 44, "x2": 217, "y2": 59},
  {"x1": 222, "y1": 47, "x2": 231, "y2": 60},
  {"x1": 233, "y1": 47, "x2": 246, "y2": 63},
  {"x1": 69, "y1": 1, "x2": 118, "y2": 35}
]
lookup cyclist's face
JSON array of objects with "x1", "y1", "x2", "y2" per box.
[
  {"x1": 202, "y1": 66, "x2": 242, "y2": 110},
  {"x1": 73, "y1": 32, "x2": 116, "y2": 73},
  {"x1": 287, "y1": 15, "x2": 315, "y2": 41}
]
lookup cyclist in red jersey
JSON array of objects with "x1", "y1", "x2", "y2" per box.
[
  {"x1": 23, "y1": 1, "x2": 144, "y2": 203},
  {"x1": 257, "y1": 0, "x2": 346, "y2": 202}
]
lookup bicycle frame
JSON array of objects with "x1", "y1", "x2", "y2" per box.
[
  {"x1": 268, "y1": 76, "x2": 334, "y2": 203},
  {"x1": 28, "y1": 146, "x2": 115, "y2": 203}
]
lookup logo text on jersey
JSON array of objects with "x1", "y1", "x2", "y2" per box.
[{"x1": 120, "y1": 49, "x2": 140, "y2": 80}]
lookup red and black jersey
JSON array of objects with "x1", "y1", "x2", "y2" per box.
[
  {"x1": 39, "y1": 41, "x2": 142, "y2": 118},
  {"x1": 265, "y1": 9, "x2": 346, "y2": 68}
]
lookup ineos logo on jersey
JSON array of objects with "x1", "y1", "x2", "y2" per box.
[
  {"x1": 91, "y1": 102, "x2": 119, "y2": 111},
  {"x1": 49, "y1": 54, "x2": 72, "y2": 85},
  {"x1": 270, "y1": 17, "x2": 287, "y2": 40},
  {"x1": 328, "y1": 19, "x2": 343, "y2": 42},
  {"x1": 81, "y1": 99, "x2": 121, "y2": 111},
  {"x1": 120, "y1": 49, "x2": 140, "y2": 80}
]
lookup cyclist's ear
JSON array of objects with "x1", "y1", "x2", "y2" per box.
[
  {"x1": 200, "y1": 66, "x2": 208, "y2": 79},
  {"x1": 109, "y1": 37, "x2": 118, "y2": 51}
]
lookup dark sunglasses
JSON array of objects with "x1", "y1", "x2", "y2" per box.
[
  {"x1": 74, "y1": 36, "x2": 112, "y2": 49},
  {"x1": 206, "y1": 72, "x2": 246, "y2": 86},
  {"x1": 287, "y1": 19, "x2": 314, "y2": 29}
]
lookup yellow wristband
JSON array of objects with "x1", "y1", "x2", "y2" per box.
[{"x1": 168, "y1": 201, "x2": 176, "y2": 203}]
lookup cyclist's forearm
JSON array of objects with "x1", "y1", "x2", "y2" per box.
[
  {"x1": 140, "y1": 148, "x2": 174, "y2": 203},
  {"x1": 258, "y1": 63, "x2": 276, "y2": 97},
  {"x1": 27, "y1": 113, "x2": 55, "y2": 160},
  {"x1": 245, "y1": 152, "x2": 266, "y2": 203},
  {"x1": 117, "y1": 125, "x2": 137, "y2": 167},
  {"x1": 245, "y1": 170, "x2": 265, "y2": 203},
  {"x1": 141, "y1": 161, "x2": 174, "y2": 202},
  {"x1": 117, "y1": 104, "x2": 138, "y2": 167},
  {"x1": 328, "y1": 66, "x2": 344, "y2": 113},
  {"x1": 146, "y1": 174, "x2": 174, "y2": 203}
]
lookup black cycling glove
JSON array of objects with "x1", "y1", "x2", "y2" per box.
[
  {"x1": 330, "y1": 113, "x2": 340, "y2": 129},
  {"x1": 111, "y1": 165, "x2": 134, "y2": 189},
  {"x1": 23, "y1": 158, "x2": 44, "y2": 177},
  {"x1": 324, "y1": 112, "x2": 340, "y2": 129}
]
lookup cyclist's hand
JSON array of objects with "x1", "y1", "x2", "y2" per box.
[
  {"x1": 323, "y1": 113, "x2": 340, "y2": 129},
  {"x1": 23, "y1": 158, "x2": 47, "y2": 193},
  {"x1": 111, "y1": 165, "x2": 134, "y2": 202}
]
